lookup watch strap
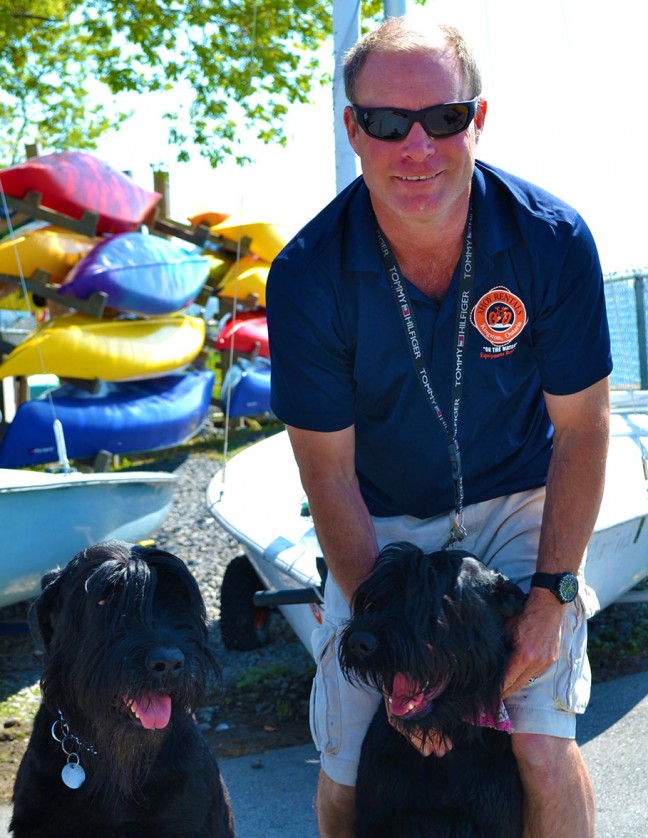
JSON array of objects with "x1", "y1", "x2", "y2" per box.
[
  {"x1": 531, "y1": 572, "x2": 559, "y2": 589},
  {"x1": 531, "y1": 571, "x2": 578, "y2": 603}
]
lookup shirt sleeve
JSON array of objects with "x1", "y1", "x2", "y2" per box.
[
  {"x1": 266, "y1": 245, "x2": 357, "y2": 431},
  {"x1": 531, "y1": 214, "x2": 613, "y2": 395}
]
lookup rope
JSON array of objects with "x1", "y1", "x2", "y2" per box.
[
  {"x1": 220, "y1": 0, "x2": 260, "y2": 480},
  {"x1": 0, "y1": 178, "x2": 72, "y2": 472}
]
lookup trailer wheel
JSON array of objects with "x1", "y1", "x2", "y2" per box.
[{"x1": 220, "y1": 554, "x2": 271, "y2": 650}]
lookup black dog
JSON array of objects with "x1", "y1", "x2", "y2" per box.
[
  {"x1": 338, "y1": 542, "x2": 527, "y2": 838},
  {"x1": 11, "y1": 540, "x2": 235, "y2": 837}
]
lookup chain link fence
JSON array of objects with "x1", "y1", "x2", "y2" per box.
[{"x1": 604, "y1": 269, "x2": 648, "y2": 390}]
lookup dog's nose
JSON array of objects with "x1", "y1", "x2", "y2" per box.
[
  {"x1": 347, "y1": 631, "x2": 379, "y2": 659},
  {"x1": 146, "y1": 646, "x2": 185, "y2": 680}
]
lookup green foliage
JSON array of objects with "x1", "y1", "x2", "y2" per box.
[
  {"x1": 228, "y1": 659, "x2": 315, "y2": 723},
  {"x1": 0, "y1": 682, "x2": 40, "y2": 727},
  {"x1": 0, "y1": 0, "x2": 386, "y2": 167},
  {"x1": 0, "y1": 1, "x2": 130, "y2": 164},
  {"x1": 588, "y1": 601, "x2": 648, "y2": 681}
]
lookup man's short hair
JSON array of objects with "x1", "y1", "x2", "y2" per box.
[{"x1": 343, "y1": 16, "x2": 482, "y2": 104}]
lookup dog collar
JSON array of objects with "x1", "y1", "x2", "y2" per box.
[{"x1": 51, "y1": 708, "x2": 98, "y2": 789}]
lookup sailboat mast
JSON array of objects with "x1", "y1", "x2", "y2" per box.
[{"x1": 332, "y1": 0, "x2": 408, "y2": 194}]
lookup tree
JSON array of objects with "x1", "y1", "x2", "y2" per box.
[{"x1": 0, "y1": 0, "x2": 384, "y2": 167}]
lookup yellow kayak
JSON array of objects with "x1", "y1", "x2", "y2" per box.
[
  {"x1": 217, "y1": 255, "x2": 270, "y2": 307},
  {"x1": 0, "y1": 313, "x2": 205, "y2": 381},
  {"x1": 188, "y1": 211, "x2": 230, "y2": 229},
  {"x1": 206, "y1": 217, "x2": 294, "y2": 262},
  {"x1": 205, "y1": 253, "x2": 233, "y2": 289},
  {"x1": 0, "y1": 225, "x2": 98, "y2": 311}
]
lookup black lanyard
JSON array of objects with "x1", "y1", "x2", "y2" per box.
[{"x1": 376, "y1": 204, "x2": 474, "y2": 546}]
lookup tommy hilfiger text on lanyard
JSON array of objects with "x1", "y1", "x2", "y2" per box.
[{"x1": 375, "y1": 203, "x2": 474, "y2": 547}]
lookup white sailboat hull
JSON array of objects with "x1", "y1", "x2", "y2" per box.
[
  {"x1": 0, "y1": 468, "x2": 177, "y2": 607},
  {"x1": 207, "y1": 401, "x2": 648, "y2": 654}
]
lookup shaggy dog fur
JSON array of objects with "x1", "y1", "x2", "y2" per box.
[
  {"x1": 338, "y1": 542, "x2": 527, "y2": 838},
  {"x1": 10, "y1": 540, "x2": 235, "y2": 837}
]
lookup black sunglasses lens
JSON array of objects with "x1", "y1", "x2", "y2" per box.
[
  {"x1": 362, "y1": 110, "x2": 411, "y2": 140},
  {"x1": 423, "y1": 104, "x2": 471, "y2": 136},
  {"x1": 358, "y1": 102, "x2": 475, "y2": 140}
]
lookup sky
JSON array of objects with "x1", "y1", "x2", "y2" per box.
[{"x1": 93, "y1": 0, "x2": 647, "y2": 276}]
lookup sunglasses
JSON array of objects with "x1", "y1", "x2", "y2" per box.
[{"x1": 352, "y1": 98, "x2": 479, "y2": 141}]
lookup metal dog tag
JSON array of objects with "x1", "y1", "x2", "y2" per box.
[{"x1": 62, "y1": 761, "x2": 86, "y2": 789}]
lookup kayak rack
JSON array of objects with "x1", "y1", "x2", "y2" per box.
[
  {"x1": 2, "y1": 191, "x2": 99, "y2": 237},
  {"x1": 153, "y1": 217, "x2": 211, "y2": 246},
  {"x1": 153, "y1": 217, "x2": 252, "y2": 256},
  {"x1": 0, "y1": 269, "x2": 108, "y2": 319}
]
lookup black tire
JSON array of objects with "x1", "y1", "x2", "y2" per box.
[{"x1": 220, "y1": 554, "x2": 271, "y2": 650}]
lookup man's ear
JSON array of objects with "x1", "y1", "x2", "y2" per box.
[
  {"x1": 344, "y1": 105, "x2": 362, "y2": 155},
  {"x1": 474, "y1": 98, "x2": 487, "y2": 143}
]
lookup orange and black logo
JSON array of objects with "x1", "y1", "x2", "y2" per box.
[{"x1": 470, "y1": 286, "x2": 528, "y2": 347}]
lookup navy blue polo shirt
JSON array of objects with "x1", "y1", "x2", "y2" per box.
[{"x1": 266, "y1": 161, "x2": 612, "y2": 519}]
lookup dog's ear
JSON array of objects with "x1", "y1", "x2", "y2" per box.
[
  {"x1": 28, "y1": 567, "x2": 64, "y2": 651},
  {"x1": 494, "y1": 575, "x2": 526, "y2": 619}
]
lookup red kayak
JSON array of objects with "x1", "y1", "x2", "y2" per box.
[
  {"x1": 0, "y1": 152, "x2": 161, "y2": 235},
  {"x1": 215, "y1": 312, "x2": 269, "y2": 357}
]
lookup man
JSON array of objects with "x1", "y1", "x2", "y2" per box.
[{"x1": 267, "y1": 16, "x2": 611, "y2": 838}]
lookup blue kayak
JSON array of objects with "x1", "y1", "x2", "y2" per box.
[
  {"x1": 220, "y1": 357, "x2": 272, "y2": 418},
  {"x1": 0, "y1": 369, "x2": 214, "y2": 467},
  {"x1": 61, "y1": 232, "x2": 210, "y2": 315}
]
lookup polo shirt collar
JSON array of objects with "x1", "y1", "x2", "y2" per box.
[
  {"x1": 341, "y1": 162, "x2": 520, "y2": 274},
  {"x1": 342, "y1": 178, "x2": 383, "y2": 274}
]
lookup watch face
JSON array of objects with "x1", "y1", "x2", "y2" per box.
[{"x1": 558, "y1": 574, "x2": 578, "y2": 603}]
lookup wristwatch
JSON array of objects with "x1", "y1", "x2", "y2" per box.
[{"x1": 530, "y1": 572, "x2": 579, "y2": 604}]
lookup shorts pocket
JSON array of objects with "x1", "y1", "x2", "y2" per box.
[
  {"x1": 554, "y1": 596, "x2": 591, "y2": 714},
  {"x1": 309, "y1": 627, "x2": 342, "y2": 756}
]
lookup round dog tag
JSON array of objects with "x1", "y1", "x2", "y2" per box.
[{"x1": 62, "y1": 761, "x2": 86, "y2": 789}]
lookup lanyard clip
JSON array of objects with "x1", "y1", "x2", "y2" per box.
[{"x1": 448, "y1": 442, "x2": 461, "y2": 479}]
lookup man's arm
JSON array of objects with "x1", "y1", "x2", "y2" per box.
[
  {"x1": 503, "y1": 376, "x2": 610, "y2": 697},
  {"x1": 288, "y1": 423, "x2": 451, "y2": 757},
  {"x1": 286, "y1": 424, "x2": 378, "y2": 603}
]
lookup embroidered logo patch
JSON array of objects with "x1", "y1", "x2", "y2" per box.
[{"x1": 470, "y1": 286, "x2": 528, "y2": 347}]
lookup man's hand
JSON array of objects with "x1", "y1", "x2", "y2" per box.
[{"x1": 503, "y1": 588, "x2": 564, "y2": 698}]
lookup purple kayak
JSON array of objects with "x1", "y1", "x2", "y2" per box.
[{"x1": 61, "y1": 232, "x2": 210, "y2": 315}]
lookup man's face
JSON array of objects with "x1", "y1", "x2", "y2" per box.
[{"x1": 344, "y1": 47, "x2": 486, "y2": 229}]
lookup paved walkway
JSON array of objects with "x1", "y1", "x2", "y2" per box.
[{"x1": 1, "y1": 670, "x2": 646, "y2": 836}]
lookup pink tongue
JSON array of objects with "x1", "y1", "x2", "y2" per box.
[
  {"x1": 390, "y1": 674, "x2": 427, "y2": 717},
  {"x1": 128, "y1": 693, "x2": 172, "y2": 730}
]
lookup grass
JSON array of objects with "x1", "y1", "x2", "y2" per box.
[
  {"x1": 224, "y1": 660, "x2": 316, "y2": 724},
  {"x1": 588, "y1": 601, "x2": 648, "y2": 680},
  {"x1": 111, "y1": 416, "x2": 283, "y2": 472},
  {"x1": 0, "y1": 684, "x2": 40, "y2": 729}
]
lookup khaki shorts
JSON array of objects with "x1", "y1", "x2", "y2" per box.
[{"x1": 309, "y1": 487, "x2": 599, "y2": 787}]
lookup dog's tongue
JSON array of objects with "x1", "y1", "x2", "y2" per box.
[
  {"x1": 128, "y1": 693, "x2": 172, "y2": 730},
  {"x1": 389, "y1": 673, "x2": 448, "y2": 718},
  {"x1": 389, "y1": 674, "x2": 429, "y2": 718}
]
